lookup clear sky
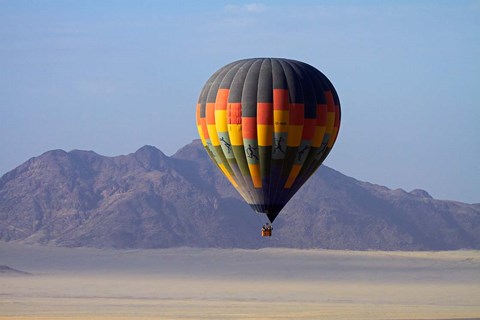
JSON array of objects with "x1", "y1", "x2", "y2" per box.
[{"x1": 1, "y1": 0, "x2": 479, "y2": 203}]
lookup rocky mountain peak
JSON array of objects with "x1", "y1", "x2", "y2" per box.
[
  {"x1": 409, "y1": 189, "x2": 433, "y2": 199},
  {"x1": 133, "y1": 145, "x2": 170, "y2": 171}
]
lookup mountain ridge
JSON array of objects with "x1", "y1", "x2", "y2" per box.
[{"x1": 0, "y1": 140, "x2": 478, "y2": 250}]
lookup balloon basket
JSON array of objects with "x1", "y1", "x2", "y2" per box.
[{"x1": 261, "y1": 229, "x2": 272, "y2": 237}]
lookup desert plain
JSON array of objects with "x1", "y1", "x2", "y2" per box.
[{"x1": 1, "y1": 242, "x2": 479, "y2": 320}]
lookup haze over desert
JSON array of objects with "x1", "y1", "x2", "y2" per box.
[{"x1": 1, "y1": 242, "x2": 479, "y2": 319}]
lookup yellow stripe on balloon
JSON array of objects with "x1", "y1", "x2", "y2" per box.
[
  {"x1": 326, "y1": 112, "x2": 335, "y2": 135},
  {"x1": 328, "y1": 127, "x2": 339, "y2": 148},
  {"x1": 248, "y1": 163, "x2": 262, "y2": 188},
  {"x1": 197, "y1": 125, "x2": 207, "y2": 146},
  {"x1": 228, "y1": 124, "x2": 244, "y2": 146},
  {"x1": 287, "y1": 125, "x2": 303, "y2": 147},
  {"x1": 274, "y1": 110, "x2": 289, "y2": 133},
  {"x1": 207, "y1": 124, "x2": 220, "y2": 146},
  {"x1": 312, "y1": 126, "x2": 326, "y2": 147},
  {"x1": 258, "y1": 124, "x2": 273, "y2": 146},
  {"x1": 215, "y1": 110, "x2": 228, "y2": 133}
]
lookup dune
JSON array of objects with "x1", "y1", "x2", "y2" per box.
[{"x1": 0, "y1": 242, "x2": 479, "y2": 319}]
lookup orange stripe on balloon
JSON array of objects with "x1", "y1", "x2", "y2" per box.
[
  {"x1": 329, "y1": 104, "x2": 341, "y2": 147},
  {"x1": 206, "y1": 102, "x2": 215, "y2": 125},
  {"x1": 302, "y1": 119, "x2": 316, "y2": 140},
  {"x1": 334, "y1": 104, "x2": 340, "y2": 127},
  {"x1": 325, "y1": 91, "x2": 335, "y2": 112},
  {"x1": 227, "y1": 103, "x2": 242, "y2": 124},
  {"x1": 200, "y1": 118, "x2": 209, "y2": 139},
  {"x1": 196, "y1": 103, "x2": 201, "y2": 125},
  {"x1": 215, "y1": 89, "x2": 229, "y2": 110},
  {"x1": 257, "y1": 103, "x2": 273, "y2": 125},
  {"x1": 273, "y1": 89, "x2": 289, "y2": 110},
  {"x1": 316, "y1": 104, "x2": 327, "y2": 126},
  {"x1": 289, "y1": 103, "x2": 304, "y2": 125},
  {"x1": 285, "y1": 164, "x2": 302, "y2": 189},
  {"x1": 242, "y1": 117, "x2": 257, "y2": 140}
]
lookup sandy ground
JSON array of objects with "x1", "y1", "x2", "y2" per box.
[{"x1": 0, "y1": 243, "x2": 479, "y2": 320}]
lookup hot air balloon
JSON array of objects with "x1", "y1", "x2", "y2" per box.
[{"x1": 196, "y1": 58, "x2": 340, "y2": 236}]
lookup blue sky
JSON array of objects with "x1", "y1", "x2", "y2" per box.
[{"x1": 1, "y1": 0, "x2": 479, "y2": 203}]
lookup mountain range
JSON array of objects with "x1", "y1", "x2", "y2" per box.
[{"x1": 0, "y1": 140, "x2": 479, "y2": 250}]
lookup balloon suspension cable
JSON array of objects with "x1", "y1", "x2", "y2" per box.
[{"x1": 258, "y1": 212, "x2": 272, "y2": 227}]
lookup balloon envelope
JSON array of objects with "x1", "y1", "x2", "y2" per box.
[{"x1": 196, "y1": 58, "x2": 341, "y2": 222}]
